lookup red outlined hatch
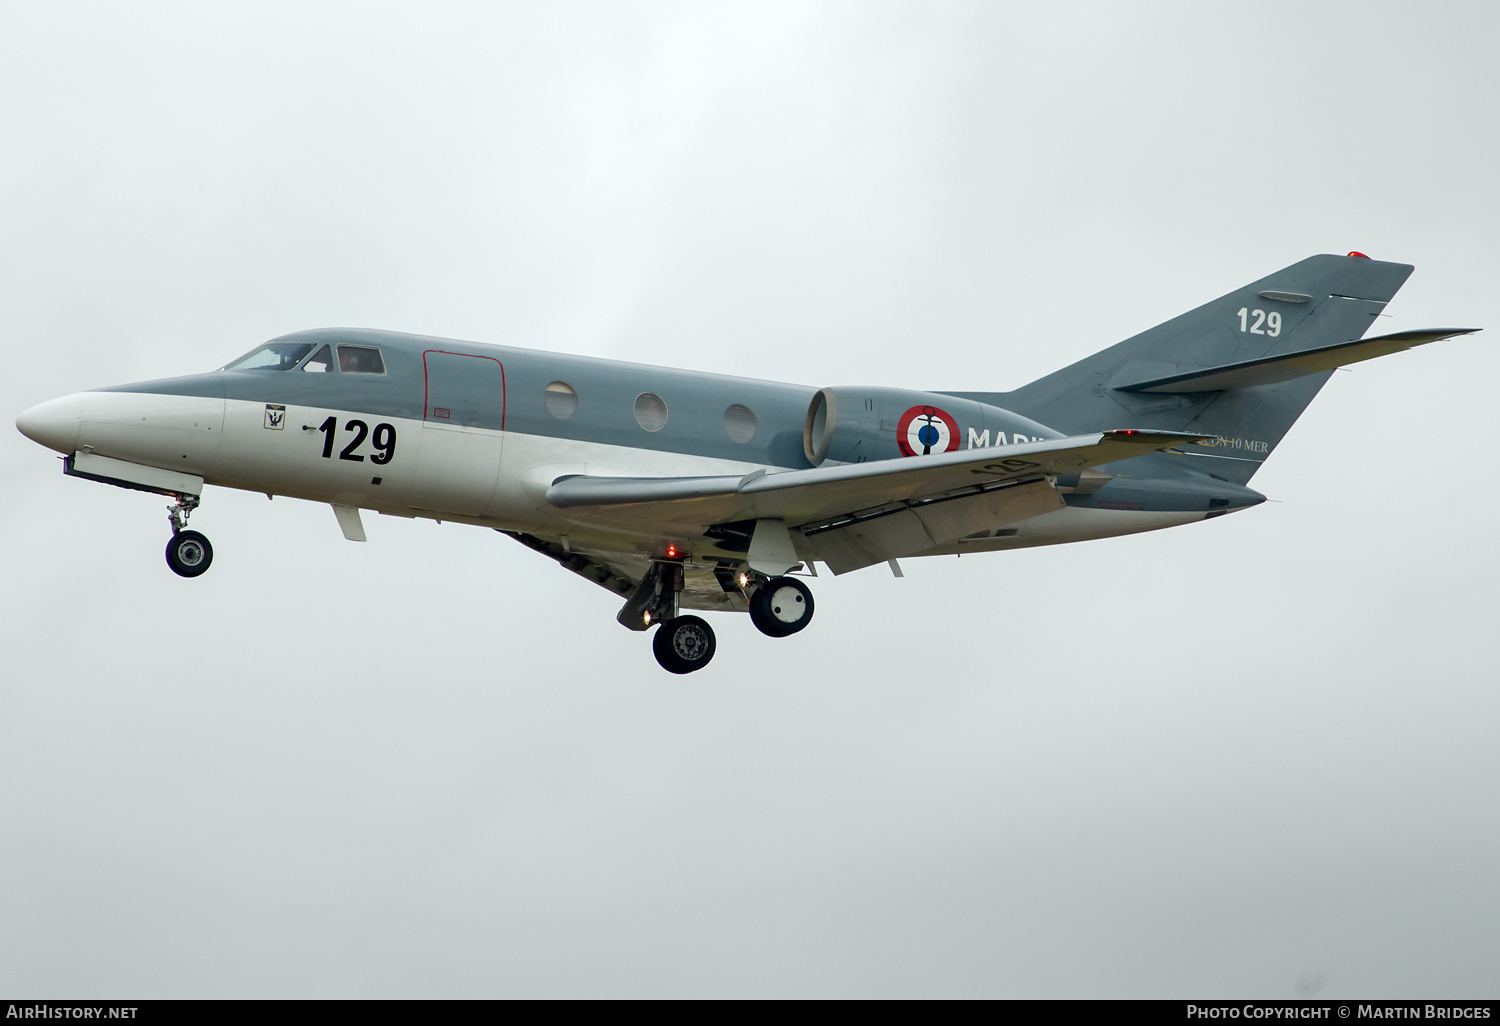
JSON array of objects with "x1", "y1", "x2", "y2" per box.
[{"x1": 422, "y1": 350, "x2": 506, "y2": 430}]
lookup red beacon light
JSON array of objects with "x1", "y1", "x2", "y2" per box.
[{"x1": 1347, "y1": 251, "x2": 1370, "y2": 259}]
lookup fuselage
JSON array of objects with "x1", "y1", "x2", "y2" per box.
[{"x1": 16, "y1": 327, "x2": 1262, "y2": 564}]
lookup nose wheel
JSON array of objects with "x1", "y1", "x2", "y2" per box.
[
  {"x1": 164, "y1": 493, "x2": 213, "y2": 578},
  {"x1": 749, "y1": 576, "x2": 814, "y2": 637},
  {"x1": 165, "y1": 530, "x2": 214, "y2": 578}
]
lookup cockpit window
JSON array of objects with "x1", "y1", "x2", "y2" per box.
[
  {"x1": 301, "y1": 345, "x2": 334, "y2": 373},
  {"x1": 337, "y1": 345, "x2": 385, "y2": 374},
  {"x1": 225, "y1": 342, "x2": 315, "y2": 372}
]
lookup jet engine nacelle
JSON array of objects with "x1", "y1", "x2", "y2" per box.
[{"x1": 802, "y1": 386, "x2": 1062, "y2": 467}]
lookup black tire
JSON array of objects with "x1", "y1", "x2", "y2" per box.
[
  {"x1": 652, "y1": 615, "x2": 716, "y2": 674},
  {"x1": 748, "y1": 577, "x2": 814, "y2": 638},
  {"x1": 165, "y1": 530, "x2": 213, "y2": 578}
]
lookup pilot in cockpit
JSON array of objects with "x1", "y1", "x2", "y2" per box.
[{"x1": 337, "y1": 345, "x2": 384, "y2": 374}]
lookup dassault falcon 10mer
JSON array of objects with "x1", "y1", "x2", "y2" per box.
[{"x1": 15, "y1": 253, "x2": 1479, "y2": 673}]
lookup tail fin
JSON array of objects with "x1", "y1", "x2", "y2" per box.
[{"x1": 954, "y1": 254, "x2": 1417, "y2": 484}]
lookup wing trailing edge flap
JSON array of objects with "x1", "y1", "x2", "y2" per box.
[
  {"x1": 808, "y1": 476, "x2": 1064, "y2": 574},
  {"x1": 1115, "y1": 328, "x2": 1480, "y2": 394},
  {"x1": 544, "y1": 429, "x2": 1203, "y2": 574}
]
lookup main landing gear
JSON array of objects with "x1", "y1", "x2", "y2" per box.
[
  {"x1": 652, "y1": 615, "x2": 717, "y2": 674},
  {"x1": 616, "y1": 559, "x2": 817, "y2": 674},
  {"x1": 615, "y1": 560, "x2": 717, "y2": 674},
  {"x1": 164, "y1": 494, "x2": 213, "y2": 578},
  {"x1": 644, "y1": 574, "x2": 816, "y2": 674},
  {"x1": 748, "y1": 576, "x2": 815, "y2": 638}
]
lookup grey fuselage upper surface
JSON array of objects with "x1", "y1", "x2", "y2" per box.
[{"x1": 79, "y1": 325, "x2": 1259, "y2": 532}]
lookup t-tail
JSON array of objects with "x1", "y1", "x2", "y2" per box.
[{"x1": 950, "y1": 253, "x2": 1478, "y2": 484}]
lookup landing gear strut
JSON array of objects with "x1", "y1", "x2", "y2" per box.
[
  {"x1": 749, "y1": 576, "x2": 815, "y2": 637},
  {"x1": 164, "y1": 494, "x2": 213, "y2": 578},
  {"x1": 616, "y1": 558, "x2": 719, "y2": 674}
]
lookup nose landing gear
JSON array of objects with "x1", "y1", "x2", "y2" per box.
[
  {"x1": 165, "y1": 494, "x2": 213, "y2": 578},
  {"x1": 165, "y1": 531, "x2": 213, "y2": 577}
]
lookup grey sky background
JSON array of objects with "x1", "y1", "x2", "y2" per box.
[{"x1": 2, "y1": 1, "x2": 1497, "y2": 998}]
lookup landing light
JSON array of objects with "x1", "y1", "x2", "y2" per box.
[
  {"x1": 643, "y1": 611, "x2": 652, "y2": 625},
  {"x1": 738, "y1": 573, "x2": 749, "y2": 587}
]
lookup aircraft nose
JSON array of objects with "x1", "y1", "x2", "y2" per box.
[{"x1": 16, "y1": 394, "x2": 82, "y2": 454}]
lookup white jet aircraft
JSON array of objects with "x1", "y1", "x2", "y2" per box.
[{"x1": 15, "y1": 253, "x2": 1477, "y2": 672}]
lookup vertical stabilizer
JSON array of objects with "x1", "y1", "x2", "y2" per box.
[{"x1": 951, "y1": 254, "x2": 1414, "y2": 484}]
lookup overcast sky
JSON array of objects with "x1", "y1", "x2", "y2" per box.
[{"x1": 2, "y1": 1, "x2": 1497, "y2": 998}]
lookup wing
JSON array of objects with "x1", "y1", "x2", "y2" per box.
[{"x1": 545, "y1": 429, "x2": 1204, "y2": 574}]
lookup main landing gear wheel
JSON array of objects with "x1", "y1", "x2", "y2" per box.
[
  {"x1": 165, "y1": 530, "x2": 213, "y2": 578},
  {"x1": 749, "y1": 577, "x2": 814, "y2": 638},
  {"x1": 652, "y1": 615, "x2": 717, "y2": 674}
]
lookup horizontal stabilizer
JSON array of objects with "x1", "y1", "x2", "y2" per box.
[{"x1": 1115, "y1": 328, "x2": 1480, "y2": 393}]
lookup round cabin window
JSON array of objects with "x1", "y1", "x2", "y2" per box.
[
  {"x1": 544, "y1": 381, "x2": 578, "y2": 419},
  {"x1": 634, "y1": 392, "x2": 668, "y2": 432},
  {"x1": 724, "y1": 404, "x2": 758, "y2": 443}
]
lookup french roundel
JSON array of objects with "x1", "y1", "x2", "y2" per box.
[{"x1": 896, "y1": 404, "x2": 960, "y2": 457}]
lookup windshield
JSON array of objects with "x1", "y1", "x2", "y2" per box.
[
  {"x1": 224, "y1": 342, "x2": 316, "y2": 372},
  {"x1": 301, "y1": 345, "x2": 334, "y2": 373}
]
